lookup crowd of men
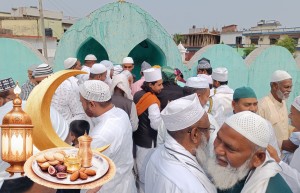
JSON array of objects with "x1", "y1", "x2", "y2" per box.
[{"x1": 0, "y1": 55, "x2": 299, "y2": 193}]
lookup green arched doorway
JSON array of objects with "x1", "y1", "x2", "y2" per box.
[
  {"x1": 77, "y1": 37, "x2": 109, "y2": 64},
  {"x1": 128, "y1": 39, "x2": 166, "y2": 80}
]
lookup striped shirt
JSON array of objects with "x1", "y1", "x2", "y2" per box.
[{"x1": 20, "y1": 80, "x2": 35, "y2": 100}]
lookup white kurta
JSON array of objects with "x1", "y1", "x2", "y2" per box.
[
  {"x1": 258, "y1": 93, "x2": 289, "y2": 148},
  {"x1": 279, "y1": 147, "x2": 300, "y2": 193},
  {"x1": 87, "y1": 107, "x2": 137, "y2": 193},
  {"x1": 145, "y1": 134, "x2": 216, "y2": 193},
  {"x1": 210, "y1": 85, "x2": 234, "y2": 126},
  {"x1": 51, "y1": 76, "x2": 92, "y2": 126}
]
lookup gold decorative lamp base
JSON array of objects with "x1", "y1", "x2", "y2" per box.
[{"x1": 5, "y1": 162, "x2": 25, "y2": 176}]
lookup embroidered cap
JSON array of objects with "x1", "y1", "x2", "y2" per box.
[
  {"x1": 33, "y1": 63, "x2": 53, "y2": 78},
  {"x1": 225, "y1": 111, "x2": 270, "y2": 148},
  {"x1": 197, "y1": 58, "x2": 211, "y2": 69},
  {"x1": 79, "y1": 80, "x2": 111, "y2": 102}
]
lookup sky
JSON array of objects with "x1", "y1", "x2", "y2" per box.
[{"x1": 1, "y1": 0, "x2": 300, "y2": 35}]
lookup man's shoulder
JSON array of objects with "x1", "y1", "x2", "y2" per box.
[{"x1": 266, "y1": 173, "x2": 292, "y2": 193}]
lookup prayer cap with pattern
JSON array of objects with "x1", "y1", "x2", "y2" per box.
[
  {"x1": 161, "y1": 94, "x2": 205, "y2": 131},
  {"x1": 33, "y1": 63, "x2": 53, "y2": 78},
  {"x1": 225, "y1": 111, "x2": 270, "y2": 148},
  {"x1": 79, "y1": 80, "x2": 111, "y2": 102},
  {"x1": 197, "y1": 58, "x2": 211, "y2": 69}
]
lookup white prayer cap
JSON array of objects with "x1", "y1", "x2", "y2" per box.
[
  {"x1": 90, "y1": 63, "x2": 107, "y2": 74},
  {"x1": 79, "y1": 80, "x2": 111, "y2": 102},
  {"x1": 197, "y1": 74, "x2": 213, "y2": 84},
  {"x1": 292, "y1": 96, "x2": 300, "y2": 112},
  {"x1": 225, "y1": 111, "x2": 270, "y2": 148},
  {"x1": 100, "y1": 60, "x2": 114, "y2": 70},
  {"x1": 185, "y1": 77, "x2": 209, "y2": 89},
  {"x1": 212, "y1": 67, "x2": 228, "y2": 82},
  {"x1": 270, "y1": 70, "x2": 292, "y2": 82},
  {"x1": 64, "y1": 57, "x2": 77, "y2": 69},
  {"x1": 123, "y1": 57, "x2": 134, "y2": 64},
  {"x1": 121, "y1": 70, "x2": 132, "y2": 79},
  {"x1": 161, "y1": 93, "x2": 205, "y2": 131},
  {"x1": 111, "y1": 74, "x2": 133, "y2": 100},
  {"x1": 84, "y1": 54, "x2": 97, "y2": 61},
  {"x1": 144, "y1": 68, "x2": 162, "y2": 82}
]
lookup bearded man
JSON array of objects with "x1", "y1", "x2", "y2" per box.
[
  {"x1": 197, "y1": 111, "x2": 292, "y2": 193},
  {"x1": 145, "y1": 94, "x2": 216, "y2": 193},
  {"x1": 257, "y1": 70, "x2": 293, "y2": 148}
]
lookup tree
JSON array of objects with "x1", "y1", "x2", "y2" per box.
[
  {"x1": 276, "y1": 35, "x2": 296, "y2": 54},
  {"x1": 173, "y1": 33, "x2": 184, "y2": 45},
  {"x1": 243, "y1": 44, "x2": 256, "y2": 57}
]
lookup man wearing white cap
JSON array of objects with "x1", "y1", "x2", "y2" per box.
[
  {"x1": 201, "y1": 111, "x2": 292, "y2": 193},
  {"x1": 210, "y1": 67, "x2": 234, "y2": 126},
  {"x1": 267, "y1": 95, "x2": 300, "y2": 193},
  {"x1": 79, "y1": 80, "x2": 137, "y2": 193},
  {"x1": 89, "y1": 63, "x2": 107, "y2": 82},
  {"x1": 100, "y1": 60, "x2": 114, "y2": 85},
  {"x1": 132, "y1": 61, "x2": 152, "y2": 96},
  {"x1": 111, "y1": 74, "x2": 138, "y2": 131},
  {"x1": 133, "y1": 68, "x2": 163, "y2": 193},
  {"x1": 51, "y1": 57, "x2": 91, "y2": 125},
  {"x1": 122, "y1": 57, "x2": 134, "y2": 72},
  {"x1": 182, "y1": 77, "x2": 220, "y2": 155},
  {"x1": 258, "y1": 70, "x2": 293, "y2": 148},
  {"x1": 145, "y1": 94, "x2": 216, "y2": 193},
  {"x1": 78, "y1": 54, "x2": 97, "y2": 82}
]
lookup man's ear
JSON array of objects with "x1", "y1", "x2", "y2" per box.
[
  {"x1": 232, "y1": 100, "x2": 236, "y2": 109},
  {"x1": 251, "y1": 150, "x2": 266, "y2": 168},
  {"x1": 190, "y1": 127, "x2": 199, "y2": 144},
  {"x1": 89, "y1": 101, "x2": 96, "y2": 108}
]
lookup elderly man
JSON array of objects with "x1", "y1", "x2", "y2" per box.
[
  {"x1": 89, "y1": 63, "x2": 107, "y2": 81},
  {"x1": 210, "y1": 67, "x2": 234, "y2": 126},
  {"x1": 51, "y1": 57, "x2": 90, "y2": 125},
  {"x1": 197, "y1": 58, "x2": 212, "y2": 75},
  {"x1": 21, "y1": 63, "x2": 53, "y2": 99},
  {"x1": 133, "y1": 68, "x2": 163, "y2": 193},
  {"x1": 198, "y1": 111, "x2": 292, "y2": 193},
  {"x1": 78, "y1": 54, "x2": 97, "y2": 82},
  {"x1": 268, "y1": 95, "x2": 300, "y2": 193},
  {"x1": 131, "y1": 61, "x2": 151, "y2": 96},
  {"x1": 258, "y1": 70, "x2": 293, "y2": 148},
  {"x1": 79, "y1": 80, "x2": 137, "y2": 193},
  {"x1": 111, "y1": 74, "x2": 138, "y2": 131},
  {"x1": 231, "y1": 86, "x2": 280, "y2": 155},
  {"x1": 145, "y1": 94, "x2": 216, "y2": 193}
]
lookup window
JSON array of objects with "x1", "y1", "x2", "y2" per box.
[
  {"x1": 250, "y1": 38, "x2": 258, "y2": 45},
  {"x1": 270, "y1": 38, "x2": 277, "y2": 45}
]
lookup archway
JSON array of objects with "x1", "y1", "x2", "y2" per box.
[
  {"x1": 128, "y1": 39, "x2": 166, "y2": 80},
  {"x1": 77, "y1": 37, "x2": 109, "y2": 64}
]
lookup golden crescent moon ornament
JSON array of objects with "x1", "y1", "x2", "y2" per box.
[{"x1": 25, "y1": 70, "x2": 86, "y2": 150}]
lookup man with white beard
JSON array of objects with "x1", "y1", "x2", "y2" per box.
[
  {"x1": 145, "y1": 94, "x2": 216, "y2": 193},
  {"x1": 257, "y1": 70, "x2": 293, "y2": 148},
  {"x1": 197, "y1": 111, "x2": 292, "y2": 193}
]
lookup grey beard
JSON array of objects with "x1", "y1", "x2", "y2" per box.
[
  {"x1": 196, "y1": 144, "x2": 251, "y2": 190},
  {"x1": 276, "y1": 90, "x2": 288, "y2": 100}
]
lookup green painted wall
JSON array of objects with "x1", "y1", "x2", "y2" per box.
[
  {"x1": 0, "y1": 38, "x2": 47, "y2": 85},
  {"x1": 53, "y1": 2, "x2": 182, "y2": 79}
]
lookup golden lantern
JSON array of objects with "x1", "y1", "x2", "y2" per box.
[{"x1": 1, "y1": 83, "x2": 33, "y2": 176}]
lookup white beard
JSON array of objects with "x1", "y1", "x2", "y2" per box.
[
  {"x1": 196, "y1": 146, "x2": 251, "y2": 190},
  {"x1": 276, "y1": 90, "x2": 289, "y2": 100}
]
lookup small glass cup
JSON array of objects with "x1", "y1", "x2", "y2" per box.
[{"x1": 64, "y1": 154, "x2": 81, "y2": 173}]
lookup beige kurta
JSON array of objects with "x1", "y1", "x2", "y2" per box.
[{"x1": 257, "y1": 93, "x2": 289, "y2": 148}]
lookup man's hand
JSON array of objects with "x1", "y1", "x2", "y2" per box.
[{"x1": 267, "y1": 145, "x2": 281, "y2": 163}]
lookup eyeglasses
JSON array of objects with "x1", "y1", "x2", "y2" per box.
[{"x1": 188, "y1": 126, "x2": 215, "y2": 134}]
